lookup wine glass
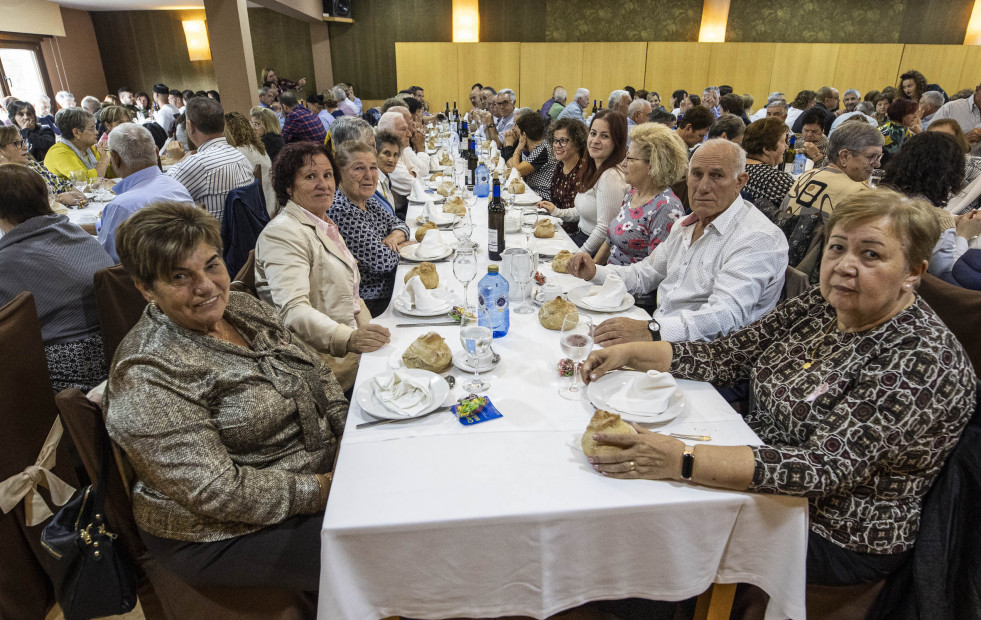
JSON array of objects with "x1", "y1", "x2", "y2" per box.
[
  {"x1": 558, "y1": 314, "x2": 593, "y2": 400},
  {"x1": 509, "y1": 248, "x2": 537, "y2": 315},
  {"x1": 452, "y1": 209, "x2": 473, "y2": 250},
  {"x1": 520, "y1": 206, "x2": 538, "y2": 248},
  {"x1": 460, "y1": 308, "x2": 492, "y2": 393},
  {"x1": 70, "y1": 170, "x2": 89, "y2": 194},
  {"x1": 869, "y1": 169, "x2": 885, "y2": 189},
  {"x1": 452, "y1": 246, "x2": 478, "y2": 307}
]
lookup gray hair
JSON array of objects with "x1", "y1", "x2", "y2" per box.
[
  {"x1": 55, "y1": 91, "x2": 74, "y2": 106},
  {"x1": 766, "y1": 92, "x2": 785, "y2": 104},
  {"x1": 627, "y1": 99, "x2": 651, "y2": 116},
  {"x1": 36, "y1": 94, "x2": 51, "y2": 105},
  {"x1": 258, "y1": 86, "x2": 275, "y2": 97},
  {"x1": 608, "y1": 89, "x2": 629, "y2": 108},
  {"x1": 330, "y1": 116, "x2": 374, "y2": 146},
  {"x1": 766, "y1": 100, "x2": 789, "y2": 111},
  {"x1": 575, "y1": 88, "x2": 590, "y2": 102},
  {"x1": 856, "y1": 101, "x2": 876, "y2": 115},
  {"x1": 498, "y1": 89, "x2": 516, "y2": 104},
  {"x1": 279, "y1": 91, "x2": 298, "y2": 108},
  {"x1": 703, "y1": 86, "x2": 720, "y2": 97},
  {"x1": 843, "y1": 88, "x2": 861, "y2": 98},
  {"x1": 827, "y1": 121, "x2": 884, "y2": 165},
  {"x1": 553, "y1": 87, "x2": 567, "y2": 103},
  {"x1": 331, "y1": 85, "x2": 348, "y2": 102},
  {"x1": 107, "y1": 123, "x2": 157, "y2": 169},
  {"x1": 377, "y1": 111, "x2": 406, "y2": 132},
  {"x1": 920, "y1": 91, "x2": 944, "y2": 108},
  {"x1": 707, "y1": 114, "x2": 745, "y2": 142},
  {"x1": 54, "y1": 107, "x2": 94, "y2": 138},
  {"x1": 80, "y1": 96, "x2": 101, "y2": 114},
  {"x1": 696, "y1": 138, "x2": 746, "y2": 179}
]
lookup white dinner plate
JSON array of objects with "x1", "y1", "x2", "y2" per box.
[
  {"x1": 391, "y1": 284, "x2": 454, "y2": 316},
  {"x1": 587, "y1": 371, "x2": 685, "y2": 423},
  {"x1": 530, "y1": 239, "x2": 569, "y2": 257},
  {"x1": 567, "y1": 284, "x2": 635, "y2": 313},
  {"x1": 452, "y1": 349, "x2": 498, "y2": 372},
  {"x1": 414, "y1": 214, "x2": 460, "y2": 227},
  {"x1": 400, "y1": 244, "x2": 453, "y2": 262},
  {"x1": 409, "y1": 192, "x2": 447, "y2": 204},
  {"x1": 503, "y1": 191, "x2": 541, "y2": 206},
  {"x1": 356, "y1": 369, "x2": 451, "y2": 420}
]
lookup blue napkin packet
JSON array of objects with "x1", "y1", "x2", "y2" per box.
[{"x1": 452, "y1": 395, "x2": 503, "y2": 426}]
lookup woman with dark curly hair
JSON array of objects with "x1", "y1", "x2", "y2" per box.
[
  {"x1": 880, "y1": 99, "x2": 921, "y2": 158},
  {"x1": 883, "y1": 131, "x2": 979, "y2": 280},
  {"x1": 899, "y1": 70, "x2": 929, "y2": 103},
  {"x1": 538, "y1": 117, "x2": 588, "y2": 234}
]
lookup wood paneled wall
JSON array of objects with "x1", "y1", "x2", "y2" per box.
[{"x1": 398, "y1": 41, "x2": 981, "y2": 116}]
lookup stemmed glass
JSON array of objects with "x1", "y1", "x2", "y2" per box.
[
  {"x1": 509, "y1": 248, "x2": 537, "y2": 315},
  {"x1": 452, "y1": 246, "x2": 478, "y2": 307},
  {"x1": 453, "y1": 208, "x2": 473, "y2": 249},
  {"x1": 558, "y1": 314, "x2": 594, "y2": 400},
  {"x1": 70, "y1": 170, "x2": 89, "y2": 195},
  {"x1": 460, "y1": 308, "x2": 492, "y2": 393},
  {"x1": 520, "y1": 206, "x2": 538, "y2": 248},
  {"x1": 869, "y1": 169, "x2": 885, "y2": 189}
]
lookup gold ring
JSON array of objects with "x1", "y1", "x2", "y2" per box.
[{"x1": 629, "y1": 461, "x2": 636, "y2": 471}]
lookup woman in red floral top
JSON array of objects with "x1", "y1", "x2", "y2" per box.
[{"x1": 538, "y1": 118, "x2": 587, "y2": 235}]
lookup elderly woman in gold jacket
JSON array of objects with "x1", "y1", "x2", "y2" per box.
[{"x1": 105, "y1": 201, "x2": 345, "y2": 592}]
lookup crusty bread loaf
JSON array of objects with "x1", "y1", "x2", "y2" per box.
[
  {"x1": 508, "y1": 179, "x2": 526, "y2": 194},
  {"x1": 581, "y1": 409, "x2": 637, "y2": 457},
  {"x1": 401, "y1": 332, "x2": 453, "y2": 372},
  {"x1": 534, "y1": 219, "x2": 555, "y2": 238},
  {"x1": 404, "y1": 262, "x2": 439, "y2": 289},
  {"x1": 552, "y1": 249, "x2": 573, "y2": 273},
  {"x1": 437, "y1": 181, "x2": 456, "y2": 197},
  {"x1": 538, "y1": 296, "x2": 578, "y2": 330},
  {"x1": 415, "y1": 221, "x2": 438, "y2": 242},
  {"x1": 443, "y1": 195, "x2": 466, "y2": 216}
]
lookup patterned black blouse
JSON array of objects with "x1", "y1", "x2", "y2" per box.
[
  {"x1": 327, "y1": 190, "x2": 410, "y2": 302},
  {"x1": 744, "y1": 163, "x2": 795, "y2": 207},
  {"x1": 549, "y1": 158, "x2": 583, "y2": 234},
  {"x1": 670, "y1": 287, "x2": 976, "y2": 554}
]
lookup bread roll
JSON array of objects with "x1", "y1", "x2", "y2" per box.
[
  {"x1": 581, "y1": 410, "x2": 637, "y2": 457},
  {"x1": 401, "y1": 332, "x2": 453, "y2": 372},
  {"x1": 443, "y1": 195, "x2": 466, "y2": 216},
  {"x1": 437, "y1": 181, "x2": 456, "y2": 197},
  {"x1": 508, "y1": 179, "x2": 526, "y2": 194},
  {"x1": 534, "y1": 219, "x2": 555, "y2": 238},
  {"x1": 404, "y1": 262, "x2": 439, "y2": 289},
  {"x1": 538, "y1": 296, "x2": 578, "y2": 330},
  {"x1": 415, "y1": 221, "x2": 438, "y2": 242},
  {"x1": 439, "y1": 152, "x2": 452, "y2": 166},
  {"x1": 552, "y1": 249, "x2": 573, "y2": 273}
]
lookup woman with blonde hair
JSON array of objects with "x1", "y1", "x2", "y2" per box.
[
  {"x1": 225, "y1": 111, "x2": 275, "y2": 217},
  {"x1": 250, "y1": 105, "x2": 285, "y2": 163}
]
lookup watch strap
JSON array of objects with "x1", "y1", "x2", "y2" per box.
[{"x1": 681, "y1": 445, "x2": 695, "y2": 480}]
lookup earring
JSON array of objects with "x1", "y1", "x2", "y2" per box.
[{"x1": 904, "y1": 283, "x2": 911, "y2": 290}]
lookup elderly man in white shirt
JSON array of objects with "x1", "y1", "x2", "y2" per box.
[
  {"x1": 609, "y1": 90, "x2": 631, "y2": 116},
  {"x1": 566, "y1": 139, "x2": 788, "y2": 345},
  {"x1": 558, "y1": 88, "x2": 590, "y2": 123},
  {"x1": 384, "y1": 105, "x2": 430, "y2": 178}
]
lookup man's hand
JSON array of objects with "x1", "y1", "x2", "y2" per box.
[
  {"x1": 347, "y1": 324, "x2": 391, "y2": 353},
  {"x1": 593, "y1": 318, "x2": 653, "y2": 348},
  {"x1": 956, "y1": 215, "x2": 981, "y2": 240},
  {"x1": 502, "y1": 128, "x2": 518, "y2": 147},
  {"x1": 565, "y1": 252, "x2": 597, "y2": 280},
  {"x1": 410, "y1": 128, "x2": 425, "y2": 151},
  {"x1": 964, "y1": 128, "x2": 981, "y2": 144}
]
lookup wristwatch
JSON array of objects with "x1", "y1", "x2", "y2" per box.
[
  {"x1": 647, "y1": 319, "x2": 661, "y2": 341},
  {"x1": 681, "y1": 445, "x2": 695, "y2": 480}
]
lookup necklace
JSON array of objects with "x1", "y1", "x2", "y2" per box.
[{"x1": 803, "y1": 320, "x2": 838, "y2": 370}]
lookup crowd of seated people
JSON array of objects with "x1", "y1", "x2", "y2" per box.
[{"x1": 1, "y1": 63, "x2": 980, "y2": 616}]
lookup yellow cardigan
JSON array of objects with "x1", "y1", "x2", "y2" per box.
[{"x1": 43, "y1": 142, "x2": 102, "y2": 180}]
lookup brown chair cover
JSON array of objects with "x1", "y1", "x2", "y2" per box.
[
  {"x1": 230, "y1": 249, "x2": 258, "y2": 298},
  {"x1": 56, "y1": 389, "x2": 314, "y2": 620},
  {"x1": 783, "y1": 266, "x2": 810, "y2": 301},
  {"x1": 0, "y1": 292, "x2": 78, "y2": 620},
  {"x1": 93, "y1": 265, "x2": 147, "y2": 367},
  {"x1": 917, "y1": 273, "x2": 981, "y2": 375}
]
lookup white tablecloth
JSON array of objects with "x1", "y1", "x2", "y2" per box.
[{"x1": 319, "y1": 187, "x2": 808, "y2": 620}]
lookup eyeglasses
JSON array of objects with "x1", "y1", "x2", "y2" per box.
[
  {"x1": 551, "y1": 137, "x2": 571, "y2": 147},
  {"x1": 624, "y1": 156, "x2": 647, "y2": 163},
  {"x1": 6, "y1": 139, "x2": 27, "y2": 149},
  {"x1": 849, "y1": 150, "x2": 883, "y2": 164}
]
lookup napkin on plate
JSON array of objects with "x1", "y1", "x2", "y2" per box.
[
  {"x1": 400, "y1": 275, "x2": 446, "y2": 311},
  {"x1": 373, "y1": 370, "x2": 434, "y2": 417},
  {"x1": 426, "y1": 198, "x2": 455, "y2": 225},
  {"x1": 429, "y1": 152, "x2": 441, "y2": 168},
  {"x1": 505, "y1": 166, "x2": 521, "y2": 186},
  {"x1": 608, "y1": 370, "x2": 678, "y2": 415},
  {"x1": 410, "y1": 179, "x2": 428, "y2": 202},
  {"x1": 582, "y1": 274, "x2": 627, "y2": 309},
  {"x1": 416, "y1": 229, "x2": 449, "y2": 259}
]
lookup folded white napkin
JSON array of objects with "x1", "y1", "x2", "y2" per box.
[
  {"x1": 429, "y1": 152, "x2": 441, "y2": 168},
  {"x1": 504, "y1": 215, "x2": 519, "y2": 233},
  {"x1": 582, "y1": 274, "x2": 627, "y2": 309},
  {"x1": 410, "y1": 179, "x2": 428, "y2": 202},
  {"x1": 373, "y1": 370, "x2": 433, "y2": 417},
  {"x1": 609, "y1": 370, "x2": 678, "y2": 415},
  {"x1": 495, "y1": 156, "x2": 507, "y2": 175},
  {"x1": 400, "y1": 275, "x2": 446, "y2": 311},
  {"x1": 416, "y1": 229, "x2": 449, "y2": 259},
  {"x1": 426, "y1": 199, "x2": 455, "y2": 225},
  {"x1": 505, "y1": 166, "x2": 521, "y2": 186}
]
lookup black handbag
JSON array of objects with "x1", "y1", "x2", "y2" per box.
[{"x1": 40, "y1": 432, "x2": 137, "y2": 620}]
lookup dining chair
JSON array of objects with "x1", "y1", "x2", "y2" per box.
[
  {"x1": 230, "y1": 249, "x2": 258, "y2": 298},
  {"x1": 782, "y1": 265, "x2": 810, "y2": 301},
  {"x1": 93, "y1": 264, "x2": 148, "y2": 367},
  {"x1": 0, "y1": 292, "x2": 79, "y2": 620},
  {"x1": 55, "y1": 388, "x2": 315, "y2": 620},
  {"x1": 917, "y1": 273, "x2": 981, "y2": 375}
]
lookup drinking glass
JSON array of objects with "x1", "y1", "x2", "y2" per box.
[
  {"x1": 520, "y1": 206, "x2": 538, "y2": 247},
  {"x1": 558, "y1": 314, "x2": 594, "y2": 400},
  {"x1": 869, "y1": 169, "x2": 885, "y2": 189},
  {"x1": 509, "y1": 248, "x2": 537, "y2": 315},
  {"x1": 452, "y1": 209, "x2": 473, "y2": 250},
  {"x1": 460, "y1": 309, "x2": 492, "y2": 393},
  {"x1": 70, "y1": 170, "x2": 89, "y2": 194},
  {"x1": 452, "y1": 246, "x2": 478, "y2": 307}
]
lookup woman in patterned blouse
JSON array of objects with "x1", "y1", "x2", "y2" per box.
[
  {"x1": 538, "y1": 118, "x2": 587, "y2": 235},
  {"x1": 582, "y1": 190, "x2": 976, "y2": 586},
  {"x1": 595, "y1": 122, "x2": 687, "y2": 268},
  {"x1": 327, "y1": 140, "x2": 412, "y2": 317},
  {"x1": 0, "y1": 125, "x2": 85, "y2": 206},
  {"x1": 742, "y1": 117, "x2": 796, "y2": 207},
  {"x1": 880, "y1": 99, "x2": 921, "y2": 160},
  {"x1": 502, "y1": 110, "x2": 556, "y2": 200}
]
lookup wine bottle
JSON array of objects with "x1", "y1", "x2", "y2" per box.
[
  {"x1": 458, "y1": 120, "x2": 469, "y2": 158},
  {"x1": 467, "y1": 136, "x2": 478, "y2": 189},
  {"x1": 488, "y1": 172, "x2": 505, "y2": 261},
  {"x1": 445, "y1": 101, "x2": 450, "y2": 119},
  {"x1": 784, "y1": 135, "x2": 796, "y2": 173},
  {"x1": 591, "y1": 100, "x2": 597, "y2": 116}
]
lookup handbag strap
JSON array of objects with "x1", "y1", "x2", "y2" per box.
[{"x1": 89, "y1": 425, "x2": 116, "y2": 519}]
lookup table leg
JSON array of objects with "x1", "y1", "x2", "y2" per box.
[{"x1": 694, "y1": 583, "x2": 738, "y2": 620}]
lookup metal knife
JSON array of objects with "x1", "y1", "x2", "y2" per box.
[
  {"x1": 356, "y1": 406, "x2": 451, "y2": 429},
  {"x1": 395, "y1": 321, "x2": 459, "y2": 327}
]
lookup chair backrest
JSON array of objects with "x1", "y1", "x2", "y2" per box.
[
  {"x1": 782, "y1": 266, "x2": 810, "y2": 301},
  {"x1": 220, "y1": 179, "x2": 270, "y2": 278},
  {"x1": 230, "y1": 249, "x2": 258, "y2": 298},
  {"x1": 918, "y1": 273, "x2": 981, "y2": 375},
  {"x1": 0, "y1": 292, "x2": 78, "y2": 618},
  {"x1": 946, "y1": 172, "x2": 981, "y2": 216},
  {"x1": 93, "y1": 265, "x2": 148, "y2": 368}
]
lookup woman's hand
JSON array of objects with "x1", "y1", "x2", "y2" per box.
[
  {"x1": 580, "y1": 344, "x2": 632, "y2": 384},
  {"x1": 382, "y1": 230, "x2": 407, "y2": 253},
  {"x1": 347, "y1": 324, "x2": 391, "y2": 353},
  {"x1": 537, "y1": 200, "x2": 556, "y2": 214},
  {"x1": 905, "y1": 114, "x2": 922, "y2": 134},
  {"x1": 956, "y1": 215, "x2": 981, "y2": 240},
  {"x1": 587, "y1": 426, "x2": 685, "y2": 480}
]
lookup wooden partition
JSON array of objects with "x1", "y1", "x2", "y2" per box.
[{"x1": 397, "y1": 41, "x2": 978, "y2": 116}]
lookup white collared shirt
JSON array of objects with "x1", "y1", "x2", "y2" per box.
[
  {"x1": 934, "y1": 96, "x2": 981, "y2": 155},
  {"x1": 592, "y1": 196, "x2": 789, "y2": 342},
  {"x1": 402, "y1": 146, "x2": 430, "y2": 178},
  {"x1": 388, "y1": 158, "x2": 415, "y2": 196},
  {"x1": 167, "y1": 137, "x2": 254, "y2": 223}
]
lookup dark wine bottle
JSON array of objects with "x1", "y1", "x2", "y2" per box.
[
  {"x1": 488, "y1": 172, "x2": 505, "y2": 261},
  {"x1": 467, "y1": 136, "x2": 478, "y2": 188},
  {"x1": 784, "y1": 135, "x2": 797, "y2": 173},
  {"x1": 591, "y1": 100, "x2": 597, "y2": 116}
]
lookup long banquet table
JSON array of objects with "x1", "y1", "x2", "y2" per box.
[{"x1": 318, "y1": 187, "x2": 808, "y2": 620}]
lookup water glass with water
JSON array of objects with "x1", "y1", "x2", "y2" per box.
[{"x1": 460, "y1": 309, "x2": 492, "y2": 393}]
